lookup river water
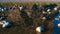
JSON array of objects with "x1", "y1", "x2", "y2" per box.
[{"x1": 53, "y1": 12, "x2": 60, "y2": 34}]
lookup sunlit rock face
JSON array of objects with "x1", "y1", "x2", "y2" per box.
[
  {"x1": 36, "y1": 26, "x2": 45, "y2": 34},
  {"x1": 42, "y1": 17, "x2": 46, "y2": 20},
  {"x1": 58, "y1": 23, "x2": 60, "y2": 28},
  {"x1": 47, "y1": 9, "x2": 51, "y2": 12},
  {"x1": 0, "y1": 20, "x2": 12, "y2": 28},
  {"x1": 19, "y1": 6, "x2": 23, "y2": 11},
  {"x1": 54, "y1": 7, "x2": 58, "y2": 11},
  {"x1": 36, "y1": 27, "x2": 41, "y2": 33}
]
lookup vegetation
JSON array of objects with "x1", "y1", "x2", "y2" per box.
[{"x1": 0, "y1": 2, "x2": 59, "y2": 34}]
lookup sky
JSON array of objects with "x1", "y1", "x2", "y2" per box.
[{"x1": 0, "y1": 0, "x2": 60, "y2": 2}]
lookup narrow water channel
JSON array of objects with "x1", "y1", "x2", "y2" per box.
[{"x1": 53, "y1": 11, "x2": 60, "y2": 34}]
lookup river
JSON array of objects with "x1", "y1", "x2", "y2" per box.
[{"x1": 53, "y1": 11, "x2": 60, "y2": 34}]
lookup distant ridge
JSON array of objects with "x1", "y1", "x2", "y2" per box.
[{"x1": 0, "y1": 0, "x2": 60, "y2": 2}]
